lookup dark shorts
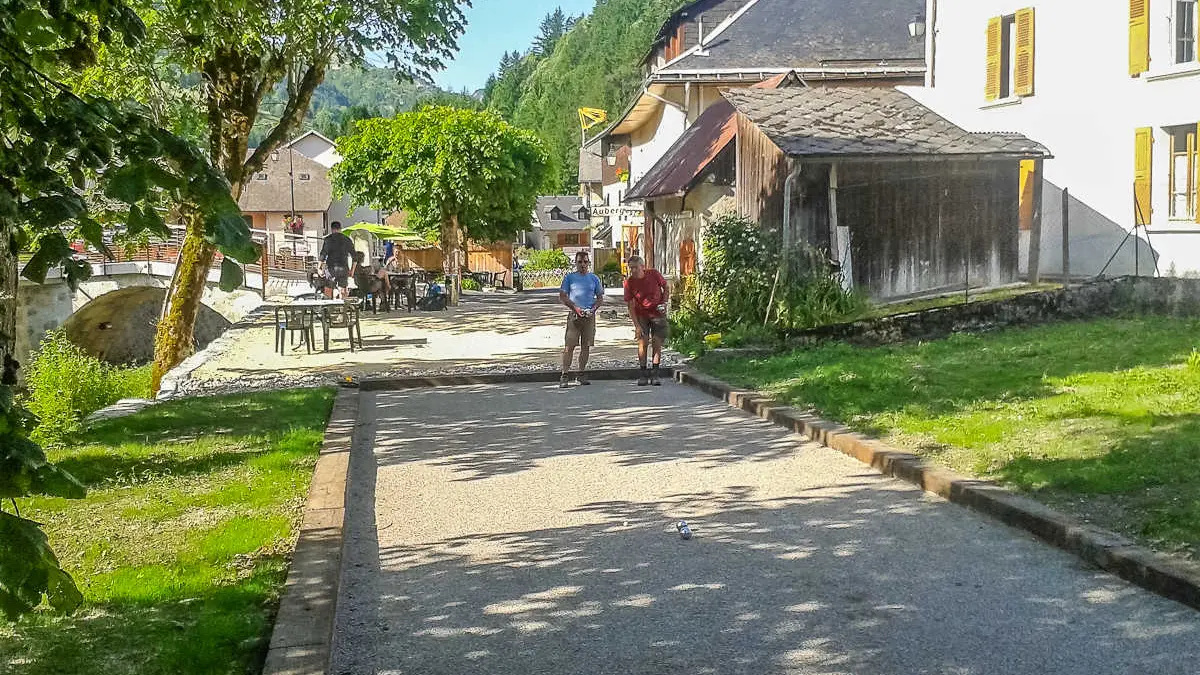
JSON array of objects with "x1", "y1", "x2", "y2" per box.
[
  {"x1": 328, "y1": 266, "x2": 350, "y2": 288},
  {"x1": 634, "y1": 315, "x2": 669, "y2": 341},
  {"x1": 565, "y1": 313, "x2": 597, "y2": 348}
]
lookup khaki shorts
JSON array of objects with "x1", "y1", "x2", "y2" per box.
[
  {"x1": 565, "y1": 313, "x2": 597, "y2": 348},
  {"x1": 634, "y1": 315, "x2": 669, "y2": 342}
]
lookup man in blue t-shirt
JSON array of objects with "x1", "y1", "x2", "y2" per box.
[{"x1": 558, "y1": 250, "x2": 604, "y2": 388}]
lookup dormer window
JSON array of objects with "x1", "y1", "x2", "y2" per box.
[
  {"x1": 548, "y1": 206, "x2": 562, "y2": 221},
  {"x1": 298, "y1": 173, "x2": 311, "y2": 181}
]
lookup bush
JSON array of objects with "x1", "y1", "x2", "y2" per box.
[
  {"x1": 23, "y1": 331, "x2": 152, "y2": 444},
  {"x1": 524, "y1": 248, "x2": 571, "y2": 271},
  {"x1": 669, "y1": 214, "x2": 866, "y2": 355},
  {"x1": 599, "y1": 259, "x2": 623, "y2": 288},
  {"x1": 461, "y1": 276, "x2": 482, "y2": 291}
]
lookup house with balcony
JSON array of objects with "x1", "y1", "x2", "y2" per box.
[{"x1": 912, "y1": 0, "x2": 1194, "y2": 277}]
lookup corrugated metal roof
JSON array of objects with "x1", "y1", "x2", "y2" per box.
[
  {"x1": 626, "y1": 100, "x2": 736, "y2": 202},
  {"x1": 724, "y1": 88, "x2": 1050, "y2": 159}
]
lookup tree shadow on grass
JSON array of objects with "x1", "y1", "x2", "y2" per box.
[
  {"x1": 80, "y1": 388, "x2": 335, "y2": 447},
  {"x1": 996, "y1": 413, "x2": 1200, "y2": 553},
  {"x1": 707, "y1": 318, "x2": 1200, "y2": 425},
  {"x1": 0, "y1": 564, "x2": 286, "y2": 675},
  {"x1": 51, "y1": 447, "x2": 273, "y2": 488}
]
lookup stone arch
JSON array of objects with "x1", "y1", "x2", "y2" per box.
[{"x1": 62, "y1": 286, "x2": 231, "y2": 365}]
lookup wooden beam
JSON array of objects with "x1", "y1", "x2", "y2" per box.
[{"x1": 1028, "y1": 159, "x2": 1044, "y2": 283}]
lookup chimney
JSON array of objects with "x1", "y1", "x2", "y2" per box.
[{"x1": 696, "y1": 15, "x2": 710, "y2": 56}]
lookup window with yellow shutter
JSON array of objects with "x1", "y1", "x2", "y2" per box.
[
  {"x1": 986, "y1": 10, "x2": 1035, "y2": 100},
  {"x1": 1130, "y1": 0, "x2": 1151, "y2": 75},
  {"x1": 1134, "y1": 127, "x2": 1154, "y2": 225},
  {"x1": 1167, "y1": 123, "x2": 1199, "y2": 220}
]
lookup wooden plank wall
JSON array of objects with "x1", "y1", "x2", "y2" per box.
[
  {"x1": 736, "y1": 114, "x2": 788, "y2": 232},
  {"x1": 837, "y1": 161, "x2": 1020, "y2": 300}
]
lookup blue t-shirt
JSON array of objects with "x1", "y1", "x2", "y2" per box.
[{"x1": 561, "y1": 272, "x2": 603, "y2": 310}]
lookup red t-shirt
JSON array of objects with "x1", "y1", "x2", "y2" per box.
[{"x1": 624, "y1": 269, "x2": 668, "y2": 318}]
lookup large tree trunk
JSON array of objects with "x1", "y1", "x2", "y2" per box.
[
  {"x1": 0, "y1": 226, "x2": 19, "y2": 384},
  {"x1": 148, "y1": 47, "x2": 327, "y2": 394},
  {"x1": 444, "y1": 213, "x2": 463, "y2": 306},
  {"x1": 150, "y1": 208, "x2": 216, "y2": 392}
]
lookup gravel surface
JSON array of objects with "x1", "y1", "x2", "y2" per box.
[
  {"x1": 166, "y1": 294, "x2": 679, "y2": 399},
  {"x1": 332, "y1": 381, "x2": 1200, "y2": 675}
]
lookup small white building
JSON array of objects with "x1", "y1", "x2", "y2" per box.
[
  {"x1": 287, "y1": 130, "x2": 384, "y2": 230},
  {"x1": 914, "y1": 0, "x2": 1199, "y2": 277}
]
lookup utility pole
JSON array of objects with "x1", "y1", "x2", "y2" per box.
[{"x1": 288, "y1": 149, "x2": 297, "y2": 231}]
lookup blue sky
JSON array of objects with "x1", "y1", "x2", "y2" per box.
[{"x1": 432, "y1": 0, "x2": 597, "y2": 93}]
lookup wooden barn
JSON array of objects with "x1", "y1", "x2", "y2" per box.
[{"x1": 723, "y1": 87, "x2": 1051, "y2": 300}]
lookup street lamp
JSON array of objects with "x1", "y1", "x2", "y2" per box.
[{"x1": 908, "y1": 14, "x2": 926, "y2": 39}]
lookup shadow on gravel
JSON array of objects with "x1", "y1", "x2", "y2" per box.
[{"x1": 331, "y1": 384, "x2": 1200, "y2": 675}]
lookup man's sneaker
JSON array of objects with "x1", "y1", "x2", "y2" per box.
[
  {"x1": 577, "y1": 374, "x2": 591, "y2": 385},
  {"x1": 559, "y1": 375, "x2": 570, "y2": 389},
  {"x1": 637, "y1": 370, "x2": 649, "y2": 386},
  {"x1": 650, "y1": 367, "x2": 663, "y2": 386}
]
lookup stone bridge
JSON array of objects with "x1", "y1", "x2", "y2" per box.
[{"x1": 15, "y1": 260, "x2": 307, "y2": 368}]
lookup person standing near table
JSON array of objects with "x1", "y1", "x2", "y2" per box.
[
  {"x1": 623, "y1": 255, "x2": 670, "y2": 386},
  {"x1": 558, "y1": 251, "x2": 604, "y2": 388},
  {"x1": 319, "y1": 221, "x2": 354, "y2": 299}
]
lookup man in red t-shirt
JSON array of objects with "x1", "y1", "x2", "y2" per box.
[{"x1": 623, "y1": 255, "x2": 670, "y2": 386}]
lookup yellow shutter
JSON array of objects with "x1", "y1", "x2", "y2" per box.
[
  {"x1": 1194, "y1": 123, "x2": 1200, "y2": 224},
  {"x1": 1129, "y1": 0, "x2": 1150, "y2": 76},
  {"x1": 1019, "y1": 160, "x2": 1037, "y2": 231},
  {"x1": 1134, "y1": 127, "x2": 1154, "y2": 225},
  {"x1": 985, "y1": 17, "x2": 1003, "y2": 100},
  {"x1": 1014, "y1": 8, "x2": 1036, "y2": 96}
]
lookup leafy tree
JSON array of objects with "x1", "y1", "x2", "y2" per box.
[
  {"x1": 1, "y1": 0, "x2": 253, "y2": 619},
  {"x1": 332, "y1": 107, "x2": 550, "y2": 305},
  {"x1": 122, "y1": 0, "x2": 469, "y2": 392},
  {"x1": 414, "y1": 88, "x2": 482, "y2": 111},
  {"x1": 314, "y1": 104, "x2": 382, "y2": 140}
]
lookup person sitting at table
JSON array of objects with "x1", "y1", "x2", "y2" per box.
[{"x1": 351, "y1": 251, "x2": 390, "y2": 304}]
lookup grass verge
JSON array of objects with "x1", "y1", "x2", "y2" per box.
[
  {"x1": 0, "y1": 388, "x2": 336, "y2": 675},
  {"x1": 699, "y1": 317, "x2": 1200, "y2": 558}
]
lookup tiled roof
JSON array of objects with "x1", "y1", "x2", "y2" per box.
[
  {"x1": 663, "y1": 0, "x2": 925, "y2": 74},
  {"x1": 238, "y1": 149, "x2": 333, "y2": 213},
  {"x1": 723, "y1": 88, "x2": 1050, "y2": 159},
  {"x1": 532, "y1": 196, "x2": 590, "y2": 231}
]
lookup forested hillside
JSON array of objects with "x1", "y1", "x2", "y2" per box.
[
  {"x1": 252, "y1": 67, "x2": 435, "y2": 145},
  {"x1": 484, "y1": 0, "x2": 685, "y2": 190}
]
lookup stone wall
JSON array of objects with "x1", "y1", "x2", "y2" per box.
[
  {"x1": 784, "y1": 277, "x2": 1200, "y2": 349},
  {"x1": 14, "y1": 279, "x2": 74, "y2": 369}
]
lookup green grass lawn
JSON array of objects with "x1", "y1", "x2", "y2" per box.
[
  {"x1": 700, "y1": 317, "x2": 1200, "y2": 557},
  {"x1": 0, "y1": 388, "x2": 336, "y2": 675}
]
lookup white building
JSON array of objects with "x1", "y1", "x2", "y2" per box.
[
  {"x1": 287, "y1": 130, "x2": 382, "y2": 230},
  {"x1": 914, "y1": 0, "x2": 1199, "y2": 277}
]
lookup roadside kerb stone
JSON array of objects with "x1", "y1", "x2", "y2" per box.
[
  {"x1": 359, "y1": 366, "x2": 675, "y2": 390},
  {"x1": 674, "y1": 366, "x2": 1200, "y2": 612},
  {"x1": 262, "y1": 386, "x2": 358, "y2": 675}
]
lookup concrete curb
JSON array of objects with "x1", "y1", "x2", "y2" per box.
[
  {"x1": 674, "y1": 367, "x2": 1200, "y2": 612},
  {"x1": 262, "y1": 386, "x2": 359, "y2": 675},
  {"x1": 360, "y1": 367, "x2": 675, "y2": 390}
]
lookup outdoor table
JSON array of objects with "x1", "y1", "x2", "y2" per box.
[
  {"x1": 270, "y1": 298, "x2": 358, "y2": 352},
  {"x1": 387, "y1": 272, "x2": 418, "y2": 311}
]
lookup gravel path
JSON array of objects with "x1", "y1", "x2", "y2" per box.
[{"x1": 332, "y1": 381, "x2": 1200, "y2": 675}]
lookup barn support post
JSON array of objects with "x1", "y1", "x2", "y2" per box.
[
  {"x1": 828, "y1": 162, "x2": 852, "y2": 291},
  {"x1": 1028, "y1": 159, "x2": 1044, "y2": 283},
  {"x1": 1061, "y1": 186, "x2": 1071, "y2": 287},
  {"x1": 781, "y1": 160, "x2": 803, "y2": 279}
]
